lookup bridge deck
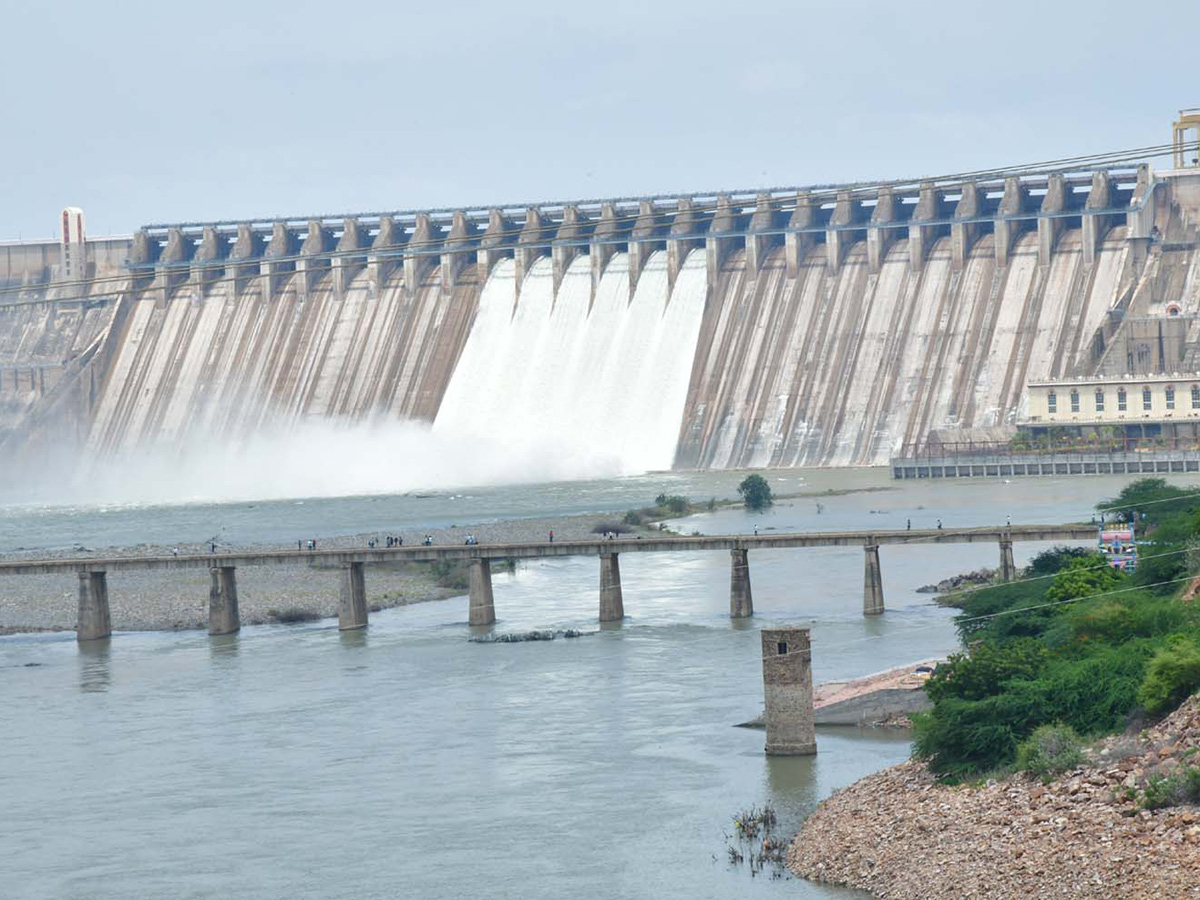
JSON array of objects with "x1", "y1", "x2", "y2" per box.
[{"x1": 0, "y1": 525, "x2": 1098, "y2": 576}]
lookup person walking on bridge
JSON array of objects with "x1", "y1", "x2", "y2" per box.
[{"x1": 549, "y1": 529, "x2": 554, "y2": 542}]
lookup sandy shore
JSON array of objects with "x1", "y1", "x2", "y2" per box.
[
  {"x1": 0, "y1": 512, "x2": 667, "y2": 634},
  {"x1": 812, "y1": 658, "x2": 940, "y2": 708}
]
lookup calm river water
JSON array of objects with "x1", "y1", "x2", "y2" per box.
[{"x1": 2, "y1": 468, "x2": 1188, "y2": 899}]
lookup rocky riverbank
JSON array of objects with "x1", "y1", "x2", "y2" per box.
[
  {"x1": 788, "y1": 693, "x2": 1200, "y2": 899},
  {"x1": 0, "y1": 512, "x2": 647, "y2": 634},
  {"x1": 915, "y1": 567, "x2": 996, "y2": 595}
]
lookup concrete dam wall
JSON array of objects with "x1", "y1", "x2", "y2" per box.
[{"x1": 4, "y1": 163, "x2": 1195, "y2": 473}]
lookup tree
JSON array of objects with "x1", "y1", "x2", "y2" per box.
[{"x1": 738, "y1": 474, "x2": 773, "y2": 511}]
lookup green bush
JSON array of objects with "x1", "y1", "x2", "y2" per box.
[
  {"x1": 924, "y1": 640, "x2": 1048, "y2": 704},
  {"x1": 1138, "y1": 637, "x2": 1200, "y2": 715},
  {"x1": 914, "y1": 478, "x2": 1200, "y2": 778},
  {"x1": 1133, "y1": 544, "x2": 1188, "y2": 593},
  {"x1": 915, "y1": 645, "x2": 1150, "y2": 776},
  {"x1": 1025, "y1": 546, "x2": 1093, "y2": 578},
  {"x1": 1141, "y1": 766, "x2": 1200, "y2": 810},
  {"x1": 591, "y1": 521, "x2": 633, "y2": 535},
  {"x1": 1015, "y1": 724, "x2": 1085, "y2": 779},
  {"x1": 737, "y1": 475, "x2": 773, "y2": 511},
  {"x1": 653, "y1": 494, "x2": 690, "y2": 515},
  {"x1": 623, "y1": 510, "x2": 643, "y2": 526},
  {"x1": 267, "y1": 607, "x2": 321, "y2": 624},
  {"x1": 1045, "y1": 554, "x2": 1124, "y2": 605}
]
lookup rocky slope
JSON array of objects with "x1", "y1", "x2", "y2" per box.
[{"x1": 788, "y1": 694, "x2": 1200, "y2": 899}]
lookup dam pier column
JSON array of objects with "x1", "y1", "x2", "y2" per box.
[
  {"x1": 338, "y1": 562, "x2": 368, "y2": 631},
  {"x1": 468, "y1": 559, "x2": 496, "y2": 626},
  {"x1": 208, "y1": 566, "x2": 240, "y2": 635},
  {"x1": 77, "y1": 570, "x2": 111, "y2": 642},
  {"x1": 599, "y1": 553, "x2": 624, "y2": 622},
  {"x1": 999, "y1": 539, "x2": 1017, "y2": 583},
  {"x1": 730, "y1": 549, "x2": 753, "y2": 618},
  {"x1": 863, "y1": 541, "x2": 885, "y2": 616}
]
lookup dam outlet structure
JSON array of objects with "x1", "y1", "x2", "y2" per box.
[{"x1": 6, "y1": 156, "x2": 1200, "y2": 478}]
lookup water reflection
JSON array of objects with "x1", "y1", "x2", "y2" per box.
[
  {"x1": 76, "y1": 638, "x2": 110, "y2": 693},
  {"x1": 208, "y1": 632, "x2": 240, "y2": 663},
  {"x1": 338, "y1": 627, "x2": 368, "y2": 650}
]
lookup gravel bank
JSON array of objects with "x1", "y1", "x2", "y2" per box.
[
  {"x1": 788, "y1": 694, "x2": 1200, "y2": 899},
  {"x1": 0, "y1": 513, "x2": 649, "y2": 634}
]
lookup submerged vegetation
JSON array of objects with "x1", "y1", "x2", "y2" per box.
[
  {"x1": 725, "y1": 804, "x2": 787, "y2": 879},
  {"x1": 914, "y1": 478, "x2": 1200, "y2": 778}
]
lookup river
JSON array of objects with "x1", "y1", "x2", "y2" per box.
[{"x1": 1, "y1": 468, "x2": 1184, "y2": 899}]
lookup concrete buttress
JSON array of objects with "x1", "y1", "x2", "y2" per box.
[
  {"x1": 994, "y1": 176, "x2": 1028, "y2": 267},
  {"x1": 77, "y1": 570, "x2": 111, "y2": 641},
  {"x1": 785, "y1": 192, "x2": 817, "y2": 279},
  {"x1": 468, "y1": 559, "x2": 496, "y2": 626},
  {"x1": 863, "y1": 542, "x2": 884, "y2": 616},
  {"x1": 338, "y1": 561, "x2": 368, "y2": 631},
  {"x1": 730, "y1": 549, "x2": 753, "y2": 618},
  {"x1": 599, "y1": 553, "x2": 624, "y2": 622},
  {"x1": 1038, "y1": 174, "x2": 1067, "y2": 267},
  {"x1": 867, "y1": 187, "x2": 897, "y2": 273},
  {"x1": 1082, "y1": 171, "x2": 1112, "y2": 266},
  {"x1": 208, "y1": 566, "x2": 240, "y2": 635},
  {"x1": 826, "y1": 192, "x2": 861, "y2": 273}
]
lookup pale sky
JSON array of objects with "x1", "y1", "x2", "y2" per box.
[{"x1": 3, "y1": 0, "x2": 1196, "y2": 238}]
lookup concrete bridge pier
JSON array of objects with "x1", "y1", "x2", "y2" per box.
[
  {"x1": 468, "y1": 559, "x2": 496, "y2": 626},
  {"x1": 208, "y1": 566, "x2": 240, "y2": 635},
  {"x1": 999, "y1": 539, "x2": 1017, "y2": 583},
  {"x1": 863, "y1": 542, "x2": 885, "y2": 616},
  {"x1": 338, "y1": 562, "x2": 368, "y2": 631},
  {"x1": 730, "y1": 549, "x2": 753, "y2": 618},
  {"x1": 599, "y1": 553, "x2": 624, "y2": 622},
  {"x1": 77, "y1": 570, "x2": 111, "y2": 641}
]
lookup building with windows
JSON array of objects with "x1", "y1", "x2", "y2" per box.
[{"x1": 1023, "y1": 374, "x2": 1200, "y2": 441}]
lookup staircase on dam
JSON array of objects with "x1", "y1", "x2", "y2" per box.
[{"x1": 2, "y1": 163, "x2": 1196, "y2": 472}]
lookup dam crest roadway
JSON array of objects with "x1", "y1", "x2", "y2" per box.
[{"x1": 1, "y1": 524, "x2": 1099, "y2": 641}]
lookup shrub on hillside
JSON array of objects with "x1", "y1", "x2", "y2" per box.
[
  {"x1": 1133, "y1": 543, "x2": 1189, "y2": 593},
  {"x1": 1138, "y1": 637, "x2": 1200, "y2": 715},
  {"x1": 924, "y1": 639, "x2": 1048, "y2": 704},
  {"x1": 914, "y1": 645, "x2": 1150, "y2": 776},
  {"x1": 1141, "y1": 765, "x2": 1200, "y2": 810},
  {"x1": 1015, "y1": 723, "x2": 1085, "y2": 779},
  {"x1": 1044, "y1": 554, "x2": 1124, "y2": 605},
  {"x1": 1025, "y1": 546, "x2": 1093, "y2": 578}
]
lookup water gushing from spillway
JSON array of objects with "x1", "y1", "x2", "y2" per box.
[{"x1": 433, "y1": 249, "x2": 707, "y2": 475}]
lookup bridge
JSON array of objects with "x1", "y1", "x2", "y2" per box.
[{"x1": 0, "y1": 524, "x2": 1098, "y2": 641}]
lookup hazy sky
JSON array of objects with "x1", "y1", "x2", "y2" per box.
[{"x1": 4, "y1": 0, "x2": 1197, "y2": 238}]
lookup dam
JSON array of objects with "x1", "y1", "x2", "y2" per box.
[{"x1": 4, "y1": 155, "x2": 1200, "y2": 476}]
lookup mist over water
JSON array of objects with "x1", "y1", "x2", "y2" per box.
[
  {"x1": 3, "y1": 417, "x2": 632, "y2": 508},
  {"x1": 4, "y1": 248, "x2": 710, "y2": 510}
]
